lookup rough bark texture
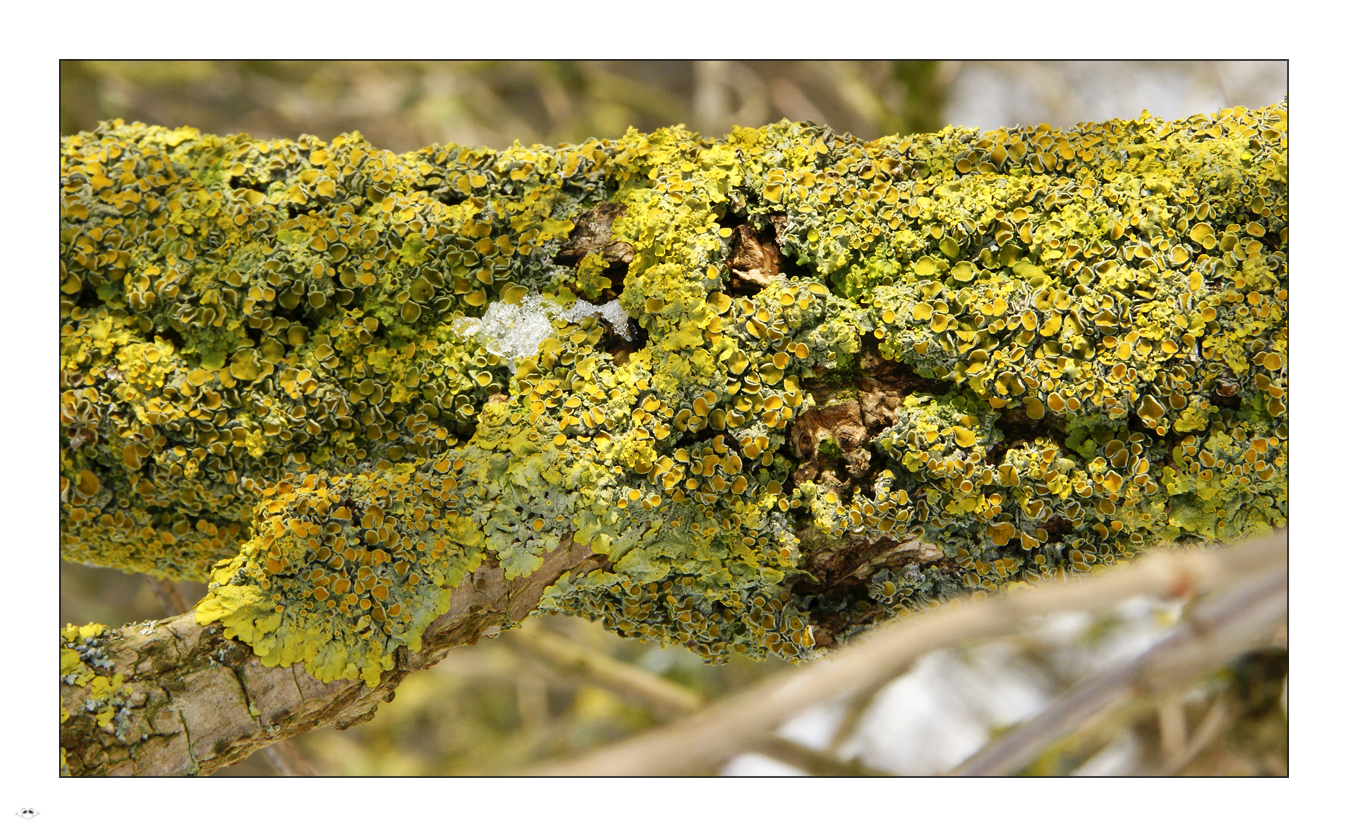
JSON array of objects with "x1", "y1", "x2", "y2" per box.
[{"x1": 61, "y1": 539, "x2": 597, "y2": 776}]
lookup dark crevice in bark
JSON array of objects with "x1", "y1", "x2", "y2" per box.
[
  {"x1": 1040, "y1": 515, "x2": 1072, "y2": 544},
  {"x1": 600, "y1": 319, "x2": 647, "y2": 360},
  {"x1": 987, "y1": 404, "x2": 1069, "y2": 463},
  {"x1": 70, "y1": 282, "x2": 104, "y2": 317},
  {"x1": 227, "y1": 176, "x2": 269, "y2": 194},
  {"x1": 680, "y1": 423, "x2": 719, "y2": 449},
  {"x1": 765, "y1": 214, "x2": 806, "y2": 277},
  {"x1": 156, "y1": 323, "x2": 187, "y2": 351},
  {"x1": 554, "y1": 202, "x2": 634, "y2": 301},
  {"x1": 858, "y1": 339, "x2": 951, "y2": 391},
  {"x1": 787, "y1": 532, "x2": 953, "y2": 651}
]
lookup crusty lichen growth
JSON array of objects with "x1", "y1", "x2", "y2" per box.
[
  {"x1": 61, "y1": 103, "x2": 1287, "y2": 684},
  {"x1": 60, "y1": 623, "x2": 134, "y2": 775}
]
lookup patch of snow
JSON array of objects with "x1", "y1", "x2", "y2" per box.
[{"x1": 453, "y1": 293, "x2": 631, "y2": 371}]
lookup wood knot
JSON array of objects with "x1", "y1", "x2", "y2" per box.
[{"x1": 790, "y1": 399, "x2": 872, "y2": 479}]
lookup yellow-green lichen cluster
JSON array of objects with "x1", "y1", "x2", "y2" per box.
[
  {"x1": 60, "y1": 623, "x2": 134, "y2": 773},
  {"x1": 786, "y1": 106, "x2": 1287, "y2": 595},
  {"x1": 60, "y1": 102, "x2": 1286, "y2": 683}
]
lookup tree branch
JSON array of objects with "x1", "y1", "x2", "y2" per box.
[
  {"x1": 59, "y1": 103, "x2": 1287, "y2": 776},
  {"x1": 140, "y1": 572, "x2": 316, "y2": 775},
  {"x1": 60, "y1": 538, "x2": 598, "y2": 776}
]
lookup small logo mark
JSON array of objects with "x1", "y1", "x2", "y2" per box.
[{"x1": 16, "y1": 808, "x2": 39, "y2": 819}]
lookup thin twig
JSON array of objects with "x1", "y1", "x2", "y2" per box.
[
  {"x1": 503, "y1": 626, "x2": 705, "y2": 718},
  {"x1": 745, "y1": 736, "x2": 891, "y2": 778},
  {"x1": 529, "y1": 531, "x2": 1285, "y2": 776},
  {"x1": 1159, "y1": 697, "x2": 1231, "y2": 776},
  {"x1": 144, "y1": 575, "x2": 188, "y2": 615},
  {"x1": 827, "y1": 675, "x2": 901, "y2": 752},
  {"x1": 506, "y1": 625, "x2": 889, "y2": 775},
  {"x1": 1209, "y1": 61, "x2": 1234, "y2": 108},
  {"x1": 1156, "y1": 698, "x2": 1188, "y2": 764},
  {"x1": 516, "y1": 673, "x2": 550, "y2": 732}
]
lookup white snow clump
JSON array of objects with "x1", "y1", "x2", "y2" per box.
[{"x1": 453, "y1": 293, "x2": 632, "y2": 370}]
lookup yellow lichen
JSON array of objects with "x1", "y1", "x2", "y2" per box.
[
  {"x1": 60, "y1": 622, "x2": 134, "y2": 752},
  {"x1": 61, "y1": 102, "x2": 1287, "y2": 680}
]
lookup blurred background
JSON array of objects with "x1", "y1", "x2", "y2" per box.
[
  {"x1": 61, "y1": 60, "x2": 1286, "y2": 151},
  {"x1": 60, "y1": 60, "x2": 1288, "y2": 776}
]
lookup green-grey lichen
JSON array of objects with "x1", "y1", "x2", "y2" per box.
[
  {"x1": 60, "y1": 622, "x2": 135, "y2": 774},
  {"x1": 60, "y1": 102, "x2": 1287, "y2": 685}
]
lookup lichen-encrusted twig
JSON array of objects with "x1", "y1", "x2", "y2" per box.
[
  {"x1": 60, "y1": 538, "x2": 596, "y2": 776},
  {"x1": 61, "y1": 102, "x2": 1286, "y2": 773}
]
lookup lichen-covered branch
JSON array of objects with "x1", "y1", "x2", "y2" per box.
[
  {"x1": 60, "y1": 537, "x2": 595, "y2": 775},
  {"x1": 61, "y1": 102, "x2": 1287, "y2": 774}
]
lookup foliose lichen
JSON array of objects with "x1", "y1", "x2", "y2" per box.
[
  {"x1": 60, "y1": 102, "x2": 1287, "y2": 683},
  {"x1": 60, "y1": 622, "x2": 135, "y2": 774}
]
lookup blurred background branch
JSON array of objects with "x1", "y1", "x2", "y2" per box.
[
  {"x1": 504, "y1": 623, "x2": 888, "y2": 776},
  {"x1": 531, "y1": 532, "x2": 1285, "y2": 776},
  {"x1": 951, "y1": 547, "x2": 1286, "y2": 776}
]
